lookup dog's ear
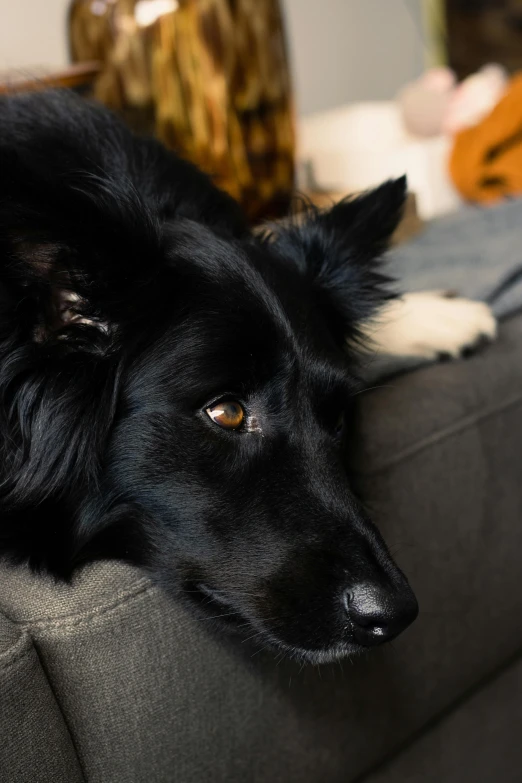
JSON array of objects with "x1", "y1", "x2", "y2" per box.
[
  {"x1": 0, "y1": 89, "x2": 251, "y2": 353},
  {"x1": 0, "y1": 167, "x2": 168, "y2": 514},
  {"x1": 1, "y1": 169, "x2": 166, "y2": 353},
  {"x1": 269, "y1": 177, "x2": 407, "y2": 340}
]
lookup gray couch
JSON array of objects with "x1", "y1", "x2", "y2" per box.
[{"x1": 2, "y1": 312, "x2": 522, "y2": 783}]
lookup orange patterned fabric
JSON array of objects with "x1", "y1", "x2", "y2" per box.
[{"x1": 450, "y1": 73, "x2": 522, "y2": 204}]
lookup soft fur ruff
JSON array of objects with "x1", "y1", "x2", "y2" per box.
[{"x1": 0, "y1": 90, "x2": 496, "y2": 662}]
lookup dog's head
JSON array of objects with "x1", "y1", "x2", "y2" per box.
[{"x1": 0, "y1": 93, "x2": 417, "y2": 662}]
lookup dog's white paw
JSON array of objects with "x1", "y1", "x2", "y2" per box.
[
  {"x1": 361, "y1": 291, "x2": 498, "y2": 381},
  {"x1": 376, "y1": 291, "x2": 497, "y2": 360}
]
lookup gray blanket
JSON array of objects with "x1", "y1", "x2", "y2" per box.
[{"x1": 387, "y1": 199, "x2": 522, "y2": 319}]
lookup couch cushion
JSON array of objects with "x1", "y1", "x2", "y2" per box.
[
  {"x1": 362, "y1": 653, "x2": 522, "y2": 783},
  {"x1": 1, "y1": 314, "x2": 522, "y2": 782}
]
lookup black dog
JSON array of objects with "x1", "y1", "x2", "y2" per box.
[{"x1": 2, "y1": 90, "x2": 494, "y2": 663}]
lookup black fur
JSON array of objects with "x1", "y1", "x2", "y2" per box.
[{"x1": 0, "y1": 90, "x2": 417, "y2": 662}]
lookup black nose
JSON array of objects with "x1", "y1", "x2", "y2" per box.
[{"x1": 344, "y1": 582, "x2": 419, "y2": 646}]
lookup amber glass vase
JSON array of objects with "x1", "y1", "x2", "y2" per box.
[{"x1": 69, "y1": 0, "x2": 295, "y2": 220}]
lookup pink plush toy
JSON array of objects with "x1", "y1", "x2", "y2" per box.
[
  {"x1": 398, "y1": 66, "x2": 456, "y2": 137},
  {"x1": 443, "y1": 64, "x2": 507, "y2": 134},
  {"x1": 398, "y1": 64, "x2": 508, "y2": 138}
]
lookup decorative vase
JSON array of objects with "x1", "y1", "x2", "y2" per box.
[{"x1": 69, "y1": 0, "x2": 295, "y2": 221}]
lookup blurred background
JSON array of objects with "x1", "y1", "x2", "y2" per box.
[
  {"x1": 0, "y1": 0, "x2": 428, "y2": 115},
  {"x1": 2, "y1": 1, "x2": 522, "y2": 225}
]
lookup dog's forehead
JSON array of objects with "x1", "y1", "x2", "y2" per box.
[
  {"x1": 165, "y1": 270, "x2": 297, "y2": 366},
  {"x1": 173, "y1": 241, "x2": 324, "y2": 353},
  {"x1": 127, "y1": 226, "x2": 352, "y2": 398},
  {"x1": 138, "y1": 245, "x2": 352, "y2": 403},
  {"x1": 163, "y1": 233, "x2": 307, "y2": 341}
]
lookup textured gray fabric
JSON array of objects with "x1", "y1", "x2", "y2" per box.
[
  {"x1": 351, "y1": 300, "x2": 522, "y2": 466},
  {"x1": 363, "y1": 655, "x2": 522, "y2": 783},
  {"x1": 0, "y1": 611, "x2": 84, "y2": 783},
  {"x1": 0, "y1": 562, "x2": 151, "y2": 623},
  {"x1": 0, "y1": 607, "x2": 20, "y2": 652},
  {"x1": 387, "y1": 198, "x2": 522, "y2": 317},
  {"x1": 2, "y1": 315, "x2": 522, "y2": 782}
]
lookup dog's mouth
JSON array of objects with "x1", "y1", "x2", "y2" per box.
[
  {"x1": 189, "y1": 582, "x2": 247, "y2": 630},
  {"x1": 186, "y1": 582, "x2": 366, "y2": 664}
]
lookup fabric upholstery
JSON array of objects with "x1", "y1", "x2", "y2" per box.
[
  {"x1": 364, "y1": 654, "x2": 522, "y2": 783},
  {"x1": 0, "y1": 612, "x2": 84, "y2": 782},
  {"x1": 1, "y1": 313, "x2": 522, "y2": 781}
]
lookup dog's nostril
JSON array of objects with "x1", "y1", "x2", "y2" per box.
[{"x1": 343, "y1": 583, "x2": 418, "y2": 646}]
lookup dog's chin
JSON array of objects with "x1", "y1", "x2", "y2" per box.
[{"x1": 188, "y1": 582, "x2": 367, "y2": 664}]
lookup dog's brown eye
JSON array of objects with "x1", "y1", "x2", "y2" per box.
[{"x1": 206, "y1": 400, "x2": 245, "y2": 430}]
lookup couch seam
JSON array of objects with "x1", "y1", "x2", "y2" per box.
[
  {"x1": 32, "y1": 641, "x2": 87, "y2": 782},
  {"x1": 0, "y1": 627, "x2": 86, "y2": 780},
  {"x1": 6, "y1": 578, "x2": 157, "y2": 631},
  {"x1": 0, "y1": 640, "x2": 33, "y2": 672},
  {"x1": 354, "y1": 391, "x2": 522, "y2": 476}
]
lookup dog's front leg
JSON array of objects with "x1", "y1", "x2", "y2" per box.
[{"x1": 358, "y1": 291, "x2": 498, "y2": 383}]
